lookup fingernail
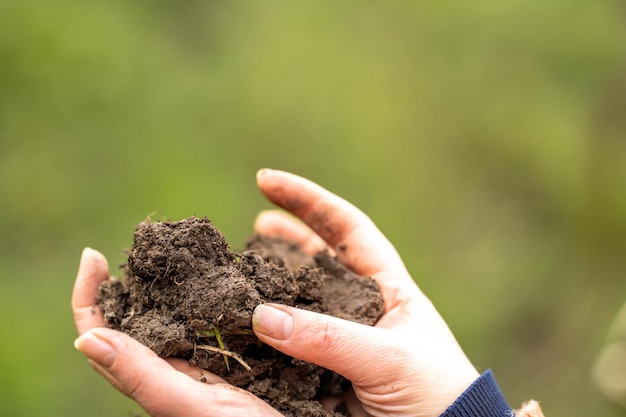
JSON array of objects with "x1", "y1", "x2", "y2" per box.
[
  {"x1": 80, "y1": 247, "x2": 92, "y2": 262},
  {"x1": 82, "y1": 246, "x2": 97, "y2": 256},
  {"x1": 74, "y1": 330, "x2": 117, "y2": 368},
  {"x1": 80, "y1": 247, "x2": 99, "y2": 268},
  {"x1": 256, "y1": 168, "x2": 273, "y2": 180},
  {"x1": 253, "y1": 304, "x2": 294, "y2": 340}
]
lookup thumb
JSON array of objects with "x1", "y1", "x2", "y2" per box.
[
  {"x1": 252, "y1": 304, "x2": 402, "y2": 386},
  {"x1": 74, "y1": 327, "x2": 279, "y2": 417}
]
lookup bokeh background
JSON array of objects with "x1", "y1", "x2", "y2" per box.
[{"x1": 1, "y1": 1, "x2": 625, "y2": 416}]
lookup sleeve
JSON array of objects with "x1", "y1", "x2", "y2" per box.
[{"x1": 439, "y1": 370, "x2": 514, "y2": 417}]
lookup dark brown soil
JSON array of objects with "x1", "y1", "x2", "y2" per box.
[{"x1": 97, "y1": 216, "x2": 384, "y2": 416}]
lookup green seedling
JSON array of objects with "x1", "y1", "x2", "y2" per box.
[
  {"x1": 213, "y1": 326, "x2": 228, "y2": 370},
  {"x1": 195, "y1": 326, "x2": 252, "y2": 372}
]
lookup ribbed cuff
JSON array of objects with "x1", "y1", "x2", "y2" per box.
[{"x1": 439, "y1": 370, "x2": 513, "y2": 417}]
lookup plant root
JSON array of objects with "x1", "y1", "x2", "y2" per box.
[{"x1": 195, "y1": 345, "x2": 252, "y2": 372}]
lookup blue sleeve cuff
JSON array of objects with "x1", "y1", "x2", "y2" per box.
[{"x1": 439, "y1": 370, "x2": 513, "y2": 417}]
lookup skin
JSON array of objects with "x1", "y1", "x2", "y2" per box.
[{"x1": 72, "y1": 168, "x2": 479, "y2": 417}]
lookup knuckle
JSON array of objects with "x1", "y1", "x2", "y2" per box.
[
  {"x1": 118, "y1": 369, "x2": 145, "y2": 400},
  {"x1": 308, "y1": 320, "x2": 344, "y2": 357},
  {"x1": 306, "y1": 318, "x2": 338, "y2": 355}
]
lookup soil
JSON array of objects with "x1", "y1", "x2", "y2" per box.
[{"x1": 97, "y1": 216, "x2": 384, "y2": 416}]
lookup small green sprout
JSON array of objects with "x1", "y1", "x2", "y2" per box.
[
  {"x1": 213, "y1": 327, "x2": 228, "y2": 370},
  {"x1": 195, "y1": 326, "x2": 252, "y2": 372}
]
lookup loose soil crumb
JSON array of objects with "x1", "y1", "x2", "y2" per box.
[{"x1": 97, "y1": 216, "x2": 384, "y2": 416}]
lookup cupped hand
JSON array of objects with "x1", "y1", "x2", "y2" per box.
[
  {"x1": 252, "y1": 169, "x2": 479, "y2": 417},
  {"x1": 72, "y1": 168, "x2": 479, "y2": 417},
  {"x1": 72, "y1": 249, "x2": 282, "y2": 417}
]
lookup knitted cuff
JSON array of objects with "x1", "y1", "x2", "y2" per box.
[{"x1": 439, "y1": 370, "x2": 512, "y2": 417}]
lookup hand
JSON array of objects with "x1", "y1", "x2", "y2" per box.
[
  {"x1": 72, "y1": 249, "x2": 282, "y2": 417},
  {"x1": 252, "y1": 169, "x2": 479, "y2": 417},
  {"x1": 72, "y1": 168, "x2": 479, "y2": 417}
]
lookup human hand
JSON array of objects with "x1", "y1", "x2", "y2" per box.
[
  {"x1": 72, "y1": 168, "x2": 479, "y2": 417},
  {"x1": 252, "y1": 169, "x2": 479, "y2": 417},
  {"x1": 72, "y1": 249, "x2": 283, "y2": 417}
]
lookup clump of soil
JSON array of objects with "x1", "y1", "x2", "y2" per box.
[{"x1": 97, "y1": 216, "x2": 384, "y2": 416}]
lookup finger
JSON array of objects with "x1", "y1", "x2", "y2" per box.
[
  {"x1": 256, "y1": 169, "x2": 406, "y2": 276},
  {"x1": 257, "y1": 169, "x2": 417, "y2": 307},
  {"x1": 253, "y1": 304, "x2": 479, "y2": 417},
  {"x1": 164, "y1": 358, "x2": 228, "y2": 384},
  {"x1": 252, "y1": 304, "x2": 402, "y2": 387},
  {"x1": 254, "y1": 210, "x2": 329, "y2": 256},
  {"x1": 72, "y1": 248, "x2": 109, "y2": 335},
  {"x1": 75, "y1": 328, "x2": 281, "y2": 417},
  {"x1": 85, "y1": 359, "x2": 227, "y2": 399},
  {"x1": 319, "y1": 388, "x2": 369, "y2": 417}
]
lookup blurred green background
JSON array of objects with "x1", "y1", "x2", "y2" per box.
[{"x1": 1, "y1": 1, "x2": 625, "y2": 416}]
